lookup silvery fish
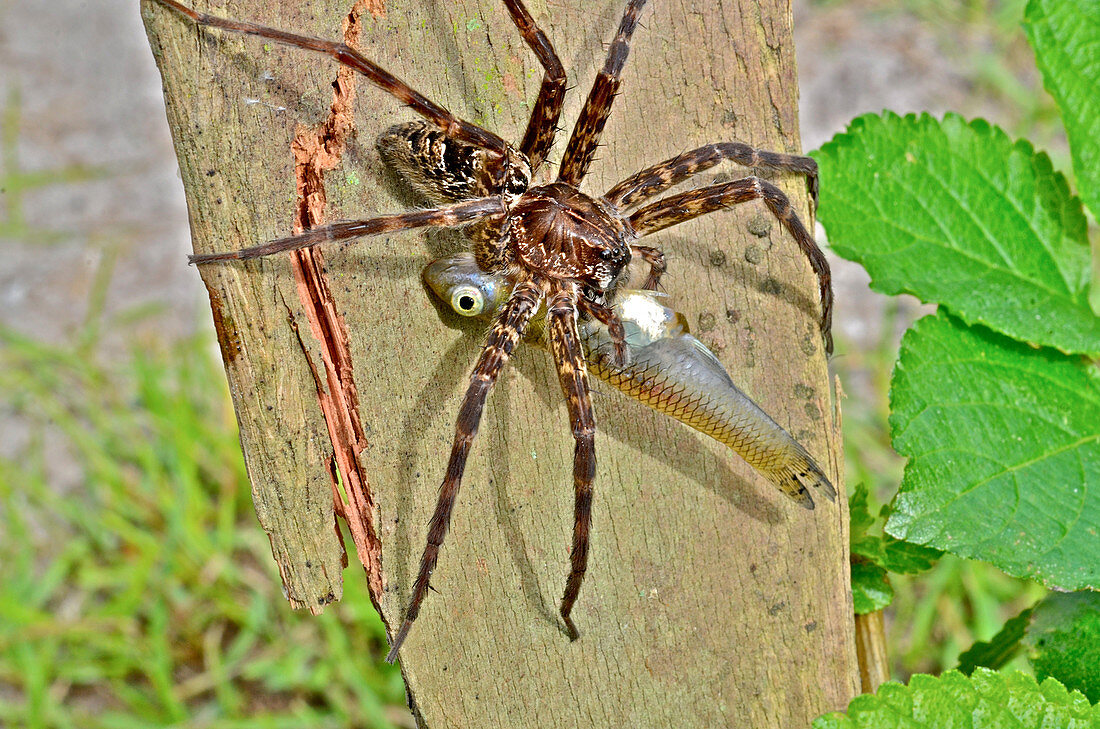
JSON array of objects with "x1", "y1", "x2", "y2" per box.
[{"x1": 422, "y1": 252, "x2": 836, "y2": 508}]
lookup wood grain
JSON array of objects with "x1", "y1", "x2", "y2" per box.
[{"x1": 142, "y1": 0, "x2": 858, "y2": 724}]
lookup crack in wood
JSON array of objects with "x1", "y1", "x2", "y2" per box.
[{"x1": 286, "y1": 0, "x2": 388, "y2": 609}]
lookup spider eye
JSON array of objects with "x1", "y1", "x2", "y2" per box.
[
  {"x1": 450, "y1": 286, "x2": 484, "y2": 317},
  {"x1": 598, "y1": 248, "x2": 617, "y2": 262}
]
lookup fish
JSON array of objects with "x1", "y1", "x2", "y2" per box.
[{"x1": 422, "y1": 252, "x2": 836, "y2": 508}]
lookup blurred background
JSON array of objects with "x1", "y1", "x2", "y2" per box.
[{"x1": 0, "y1": 0, "x2": 1061, "y2": 724}]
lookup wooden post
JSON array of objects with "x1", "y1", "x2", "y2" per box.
[
  {"x1": 855, "y1": 610, "x2": 890, "y2": 693},
  {"x1": 143, "y1": 0, "x2": 858, "y2": 724}
]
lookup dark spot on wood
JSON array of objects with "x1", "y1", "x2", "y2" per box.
[
  {"x1": 744, "y1": 244, "x2": 763, "y2": 264},
  {"x1": 726, "y1": 308, "x2": 740, "y2": 323},
  {"x1": 697, "y1": 312, "x2": 716, "y2": 332},
  {"x1": 708, "y1": 249, "x2": 726, "y2": 267},
  {"x1": 799, "y1": 331, "x2": 817, "y2": 357},
  {"x1": 747, "y1": 214, "x2": 773, "y2": 237},
  {"x1": 793, "y1": 384, "x2": 814, "y2": 399},
  {"x1": 761, "y1": 277, "x2": 782, "y2": 295},
  {"x1": 804, "y1": 621, "x2": 818, "y2": 633}
]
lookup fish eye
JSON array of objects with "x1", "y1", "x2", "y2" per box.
[{"x1": 450, "y1": 285, "x2": 484, "y2": 316}]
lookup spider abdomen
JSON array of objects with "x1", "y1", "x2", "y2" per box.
[
  {"x1": 378, "y1": 120, "x2": 531, "y2": 205},
  {"x1": 507, "y1": 182, "x2": 631, "y2": 289}
]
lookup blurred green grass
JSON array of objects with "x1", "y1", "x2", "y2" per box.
[{"x1": 0, "y1": 322, "x2": 409, "y2": 727}]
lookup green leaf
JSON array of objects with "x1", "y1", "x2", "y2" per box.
[
  {"x1": 877, "y1": 534, "x2": 942, "y2": 575},
  {"x1": 849, "y1": 483, "x2": 884, "y2": 569},
  {"x1": 851, "y1": 483, "x2": 941, "y2": 578},
  {"x1": 814, "y1": 112, "x2": 1097, "y2": 355},
  {"x1": 851, "y1": 560, "x2": 894, "y2": 615},
  {"x1": 850, "y1": 483, "x2": 877, "y2": 539},
  {"x1": 957, "y1": 607, "x2": 1034, "y2": 675},
  {"x1": 887, "y1": 311, "x2": 1100, "y2": 591},
  {"x1": 1024, "y1": 591, "x2": 1100, "y2": 703},
  {"x1": 1025, "y1": 0, "x2": 1100, "y2": 221},
  {"x1": 850, "y1": 484, "x2": 939, "y2": 613},
  {"x1": 813, "y1": 669, "x2": 1100, "y2": 728}
]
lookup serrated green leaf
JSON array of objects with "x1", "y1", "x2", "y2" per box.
[
  {"x1": 958, "y1": 606, "x2": 1034, "y2": 675},
  {"x1": 1025, "y1": 0, "x2": 1100, "y2": 221},
  {"x1": 813, "y1": 669, "x2": 1100, "y2": 729},
  {"x1": 1024, "y1": 591, "x2": 1100, "y2": 702},
  {"x1": 851, "y1": 560, "x2": 894, "y2": 615},
  {"x1": 818, "y1": 668, "x2": 1100, "y2": 725},
  {"x1": 850, "y1": 483, "x2": 877, "y2": 538},
  {"x1": 814, "y1": 112, "x2": 1096, "y2": 355},
  {"x1": 887, "y1": 311, "x2": 1100, "y2": 591},
  {"x1": 849, "y1": 483, "x2": 886, "y2": 566}
]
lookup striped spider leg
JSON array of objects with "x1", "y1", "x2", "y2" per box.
[
  {"x1": 607, "y1": 145, "x2": 832, "y2": 353},
  {"x1": 545, "y1": 282, "x2": 600, "y2": 642},
  {"x1": 624, "y1": 176, "x2": 833, "y2": 353}
]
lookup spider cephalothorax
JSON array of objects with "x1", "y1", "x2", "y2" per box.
[
  {"x1": 507, "y1": 183, "x2": 633, "y2": 290},
  {"x1": 151, "y1": 0, "x2": 835, "y2": 663}
]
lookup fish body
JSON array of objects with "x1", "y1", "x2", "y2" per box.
[{"x1": 422, "y1": 253, "x2": 836, "y2": 508}]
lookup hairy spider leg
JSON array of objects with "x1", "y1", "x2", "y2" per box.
[
  {"x1": 603, "y1": 141, "x2": 821, "y2": 211},
  {"x1": 604, "y1": 143, "x2": 829, "y2": 338},
  {"x1": 627, "y1": 177, "x2": 834, "y2": 354},
  {"x1": 546, "y1": 283, "x2": 598, "y2": 641},
  {"x1": 188, "y1": 197, "x2": 506, "y2": 263},
  {"x1": 150, "y1": 0, "x2": 513, "y2": 157},
  {"x1": 387, "y1": 278, "x2": 545, "y2": 663},
  {"x1": 557, "y1": 0, "x2": 649, "y2": 186},
  {"x1": 502, "y1": 0, "x2": 567, "y2": 172}
]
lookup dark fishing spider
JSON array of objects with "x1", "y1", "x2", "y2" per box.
[{"x1": 152, "y1": 0, "x2": 834, "y2": 661}]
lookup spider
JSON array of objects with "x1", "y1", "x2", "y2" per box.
[{"x1": 151, "y1": 0, "x2": 834, "y2": 662}]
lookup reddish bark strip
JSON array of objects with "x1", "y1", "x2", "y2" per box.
[{"x1": 287, "y1": 0, "x2": 388, "y2": 606}]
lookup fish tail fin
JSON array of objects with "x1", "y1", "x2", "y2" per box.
[{"x1": 765, "y1": 445, "x2": 837, "y2": 510}]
